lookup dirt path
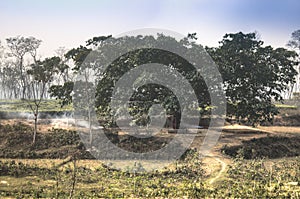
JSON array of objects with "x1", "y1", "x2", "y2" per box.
[
  {"x1": 203, "y1": 124, "x2": 300, "y2": 185},
  {"x1": 207, "y1": 156, "x2": 227, "y2": 185}
]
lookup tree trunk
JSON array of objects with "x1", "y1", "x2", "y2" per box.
[
  {"x1": 33, "y1": 114, "x2": 37, "y2": 144},
  {"x1": 89, "y1": 109, "x2": 93, "y2": 145},
  {"x1": 69, "y1": 158, "x2": 77, "y2": 199},
  {"x1": 33, "y1": 108, "x2": 38, "y2": 144},
  {"x1": 19, "y1": 57, "x2": 27, "y2": 99}
]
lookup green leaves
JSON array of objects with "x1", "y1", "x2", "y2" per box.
[
  {"x1": 49, "y1": 82, "x2": 74, "y2": 107},
  {"x1": 209, "y1": 32, "x2": 298, "y2": 126},
  {"x1": 287, "y1": 29, "x2": 300, "y2": 49},
  {"x1": 65, "y1": 46, "x2": 91, "y2": 70},
  {"x1": 49, "y1": 32, "x2": 298, "y2": 127},
  {"x1": 27, "y1": 56, "x2": 61, "y2": 83},
  {"x1": 6, "y1": 36, "x2": 42, "y2": 58}
]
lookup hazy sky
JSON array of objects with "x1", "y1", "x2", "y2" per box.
[{"x1": 1, "y1": 0, "x2": 299, "y2": 57}]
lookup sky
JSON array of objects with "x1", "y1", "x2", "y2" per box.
[{"x1": 1, "y1": 0, "x2": 300, "y2": 57}]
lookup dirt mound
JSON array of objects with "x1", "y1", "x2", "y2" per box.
[
  {"x1": 222, "y1": 135, "x2": 300, "y2": 159},
  {"x1": 0, "y1": 123, "x2": 93, "y2": 159}
]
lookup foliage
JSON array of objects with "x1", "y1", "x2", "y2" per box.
[
  {"x1": 5, "y1": 36, "x2": 42, "y2": 99},
  {"x1": 48, "y1": 44, "x2": 93, "y2": 107},
  {"x1": 49, "y1": 82, "x2": 74, "y2": 108},
  {"x1": 208, "y1": 32, "x2": 299, "y2": 126},
  {"x1": 51, "y1": 34, "x2": 215, "y2": 129},
  {"x1": 6, "y1": 36, "x2": 41, "y2": 59},
  {"x1": 48, "y1": 32, "x2": 299, "y2": 127},
  {"x1": 288, "y1": 29, "x2": 300, "y2": 50},
  {"x1": 27, "y1": 56, "x2": 63, "y2": 143},
  {"x1": 0, "y1": 160, "x2": 52, "y2": 177},
  {"x1": 27, "y1": 56, "x2": 60, "y2": 83}
]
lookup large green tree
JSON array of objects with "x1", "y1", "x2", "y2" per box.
[
  {"x1": 208, "y1": 32, "x2": 298, "y2": 125},
  {"x1": 51, "y1": 32, "x2": 298, "y2": 127},
  {"x1": 50, "y1": 34, "x2": 212, "y2": 129}
]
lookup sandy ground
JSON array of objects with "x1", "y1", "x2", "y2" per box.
[{"x1": 258, "y1": 126, "x2": 300, "y2": 134}]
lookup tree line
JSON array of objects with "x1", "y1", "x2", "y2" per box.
[{"x1": 0, "y1": 30, "x2": 299, "y2": 142}]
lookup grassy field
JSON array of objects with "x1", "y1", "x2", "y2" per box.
[
  {"x1": 0, "y1": 122, "x2": 299, "y2": 198},
  {"x1": 0, "y1": 100, "x2": 299, "y2": 198},
  {"x1": 0, "y1": 151, "x2": 299, "y2": 198},
  {"x1": 0, "y1": 99, "x2": 297, "y2": 112},
  {"x1": 0, "y1": 99, "x2": 73, "y2": 112}
]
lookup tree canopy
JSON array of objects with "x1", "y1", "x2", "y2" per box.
[
  {"x1": 208, "y1": 32, "x2": 298, "y2": 125},
  {"x1": 24, "y1": 32, "x2": 299, "y2": 127}
]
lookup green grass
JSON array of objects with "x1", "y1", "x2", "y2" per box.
[
  {"x1": 0, "y1": 99, "x2": 73, "y2": 112},
  {"x1": 0, "y1": 155, "x2": 299, "y2": 198},
  {"x1": 213, "y1": 156, "x2": 300, "y2": 198},
  {"x1": 0, "y1": 150, "x2": 207, "y2": 198},
  {"x1": 275, "y1": 104, "x2": 298, "y2": 109},
  {"x1": 0, "y1": 123, "x2": 299, "y2": 197}
]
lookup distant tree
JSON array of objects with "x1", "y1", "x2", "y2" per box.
[
  {"x1": 288, "y1": 30, "x2": 300, "y2": 50},
  {"x1": 6, "y1": 36, "x2": 42, "y2": 99},
  {"x1": 0, "y1": 40, "x2": 4, "y2": 62},
  {"x1": 48, "y1": 47, "x2": 90, "y2": 108},
  {"x1": 27, "y1": 56, "x2": 59, "y2": 144},
  {"x1": 0, "y1": 62, "x2": 20, "y2": 99},
  {"x1": 287, "y1": 29, "x2": 300, "y2": 96},
  {"x1": 49, "y1": 36, "x2": 111, "y2": 106},
  {"x1": 208, "y1": 32, "x2": 299, "y2": 126},
  {"x1": 55, "y1": 47, "x2": 72, "y2": 84},
  {"x1": 0, "y1": 41, "x2": 7, "y2": 98}
]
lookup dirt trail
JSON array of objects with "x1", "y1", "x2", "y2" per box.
[
  {"x1": 202, "y1": 153, "x2": 229, "y2": 186},
  {"x1": 203, "y1": 124, "x2": 300, "y2": 185},
  {"x1": 207, "y1": 156, "x2": 227, "y2": 185},
  {"x1": 203, "y1": 124, "x2": 269, "y2": 185}
]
